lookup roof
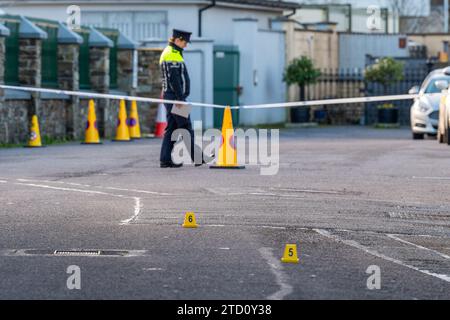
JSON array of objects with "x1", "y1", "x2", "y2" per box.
[
  {"x1": 0, "y1": 0, "x2": 300, "y2": 10},
  {"x1": 218, "y1": 0, "x2": 300, "y2": 10}
]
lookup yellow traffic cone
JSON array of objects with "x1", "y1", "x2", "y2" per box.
[
  {"x1": 281, "y1": 244, "x2": 299, "y2": 264},
  {"x1": 210, "y1": 107, "x2": 245, "y2": 169},
  {"x1": 25, "y1": 115, "x2": 43, "y2": 148},
  {"x1": 128, "y1": 100, "x2": 141, "y2": 139},
  {"x1": 82, "y1": 100, "x2": 102, "y2": 145},
  {"x1": 182, "y1": 212, "x2": 198, "y2": 228},
  {"x1": 113, "y1": 99, "x2": 131, "y2": 142}
]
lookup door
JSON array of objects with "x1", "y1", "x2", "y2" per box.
[{"x1": 213, "y1": 46, "x2": 240, "y2": 128}]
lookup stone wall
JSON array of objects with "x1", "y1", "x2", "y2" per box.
[
  {"x1": 39, "y1": 99, "x2": 69, "y2": 140},
  {"x1": 0, "y1": 100, "x2": 29, "y2": 144},
  {"x1": 89, "y1": 46, "x2": 114, "y2": 138},
  {"x1": 19, "y1": 38, "x2": 41, "y2": 87},
  {"x1": 137, "y1": 48, "x2": 162, "y2": 134},
  {"x1": 0, "y1": 37, "x2": 4, "y2": 90},
  {"x1": 0, "y1": 30, "x2": 164, "y2": 144},
  {"x1": 118, "y1": 49, "x2": 134, "y2": 93},
  {"x1": 58, "y1": 43, "x2": 80, "y2": 140}
]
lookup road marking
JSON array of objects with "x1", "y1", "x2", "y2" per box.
[
  {"x1": 314, "y1": 229, "x2": 450, "y2": 283},
  {"x1": 0, "y1": 180, "x2": 7, "y2": 183},
  {"x1": 17, "y1": 178, "x2": 171, "y2": 196},
  {"x1": 143, "y1": 268, "x2": 164, "y2": 271},
  {"x1": 261, "y1": 226, "x2": 287, "y2": 230},
  {"x1": 15, "y1": 182, "x2": 114, "y2": 196},
  {"x1": 14, "y1": 182, "x2": 143, "y2": 226},
  {"x1": 104, "y1": 186, "x2": 171, "y2": 196},
  {"x1": 412, "y1": 176, "x2": 450, "y2": 181},
  {"x1": 387, "y1": 234, "x2": 450, "y2": 260},
  {"x1": 120, "y1": 197, "x2": 142, "y2": 225},
  {"x1": 258, "y1": 247, "x2": 294, "y2": 300}
]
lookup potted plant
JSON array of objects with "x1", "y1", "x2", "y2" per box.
[
  {"x1": 364, "y1": 57, "x2": 404, "y2": 126},
  {"x1": 283, "y1": 56, "x2": 321, "y2": 123}
]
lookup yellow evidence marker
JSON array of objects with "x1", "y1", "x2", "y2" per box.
[
  {"x1": 281, "y1": 244, "x2": 299, "y2": 264},
  {"x1": 182, "y1": 212, "x2": 198, "y2": 228}
]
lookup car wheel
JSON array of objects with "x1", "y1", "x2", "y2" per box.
[{"x1": 413, "y1": 133, "x2": 424, "y2": 140}]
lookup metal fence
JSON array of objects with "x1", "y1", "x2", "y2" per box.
[{"x1": 303, "y1": 68, "x2": 429, "y2": 125}]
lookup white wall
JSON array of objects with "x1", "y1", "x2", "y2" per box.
[
  {"x1": 202, "y1": 7, "x2": 276, "y2": 45},
  {"x1": 233, "y1": 19, "x2": 286, "y2": 126}
]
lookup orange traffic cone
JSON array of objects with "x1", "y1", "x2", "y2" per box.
[
  {"x1": 128, "y1": 100, "x2": 141, "y2": 139},
  {"x1": 25, "y1": 115, "x2": 44, "y2": 148},
  {"x1": 112, "y1": 99, "x2": 131, "y2": 142},
  {"x1": 82, "y1": 99, "x2": 102, "y2": 144},
  {"x1": 154, "y1": 91, "x2": 167, "y2": 138},
  {"x1": 210, "y1": 107, "x2": 245, "y2": 169}
]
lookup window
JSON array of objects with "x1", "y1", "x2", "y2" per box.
[
  {"x1": 31, "y1": 18, "x2": 59, "y2": 88},
  {"x1": 1, "y1": 16, "x2": 20, "y2": 85},
  {"x1": 77, "y1": 27, "x2": 91, "y2": 89}
]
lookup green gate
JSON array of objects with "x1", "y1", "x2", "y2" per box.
[{"x1": 213, "y1": 46, "x2": 240, "y2": 128}]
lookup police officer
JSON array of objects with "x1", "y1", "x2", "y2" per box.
[{"x1": 159, "y1": 29, "x2": 205, "y2": 168}]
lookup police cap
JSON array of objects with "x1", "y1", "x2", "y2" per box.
[{"x1": 172, "y1": 29, "x2": 192, "y2": 43}]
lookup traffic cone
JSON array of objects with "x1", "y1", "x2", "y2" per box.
[
  {"x1": 182, "y1": 212, "x2": 198, "y2": 228},
  {"x1": 112, "y1": 99, "x2": 131, "y2": 142},
  {"x1": 128, "y1": 100, "x2": 141, "y2": 139},
  {"x1": 210, "y1": 107, "x2": 245, "y2": 169},
  {"x1": 82, "y1": 99, "x2": 101, "y2": 145},
  {"x1": 25, "y1": 115, "x2": 43, "y2": 148},
  {"x1": 281, "y1": 244, "x2": 299, "y2": 264},
  {"x1": 154, "y1": 102, "x2": 167, "y2": 138}
]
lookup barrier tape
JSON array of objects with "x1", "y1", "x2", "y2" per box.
[
  {"x1": 1, "y1": 84, "x2": 434, "y2": 110},
  {"x1": 0, "y1": 85, "x2": 231, "y2": 109}
]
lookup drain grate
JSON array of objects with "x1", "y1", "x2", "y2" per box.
[
  {"x1": 20, "y1": 249, "x2": 134, "y2": 257},
  {"x1": 54, "y1": 250, "x2": 101, "y2": 256}
]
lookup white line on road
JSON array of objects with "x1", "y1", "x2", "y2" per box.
[
  {"x1": 412, "y1": 176, "x2": 450, "y2": 181},
  {"x1": 14, "y1": 182, "x2": 143, "y2": 226},
  {"x1": 387, "y1": 234, "x2": 450, "y2": 260},
  {"x1": 104, "y1": 186, "x2": 171, "y2": 196},
  {"x1": 17, "y1": 178, "x2": 171, "y2": 196},
  {"x1": 143, "y1": 268, "x2": 164, "y2": 271},
  {"x1": 314, "y1": 229, "x2": 450, "y2": 283},
  {"x1": 0, "y1": 180, "x2": 7, "y2": 183},
  {"x1": 258, "y1": 247, "x2": 294, "y2": 300},
  {"x1": 120, "y1": 197, "x2": 142, "y2": 225}
]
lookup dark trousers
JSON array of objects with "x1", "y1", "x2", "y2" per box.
[{"x1": 159, "y1": 102, "x2": 202, "y2": 164}]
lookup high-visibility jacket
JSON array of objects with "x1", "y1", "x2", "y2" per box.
[{"x1": 159, "y1": 43, "x2": 190, "y2": 101}]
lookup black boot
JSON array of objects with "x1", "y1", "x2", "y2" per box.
[{"x1": 160, "y1": 161, "x2": 183, "y2": 168}]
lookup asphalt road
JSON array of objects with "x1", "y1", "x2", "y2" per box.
[{"x1": 0, "y1": 126, "x2": 449, "y2": 300}]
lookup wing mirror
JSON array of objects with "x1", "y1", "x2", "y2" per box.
[
  {"x1": 435, "y1": 80, "x2": 449, "y2": 91},
  {"x1": 408, "y1": 86, "x2": 420, "y2": 95}
]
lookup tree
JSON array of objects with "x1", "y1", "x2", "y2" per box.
[
  {"x1": 283, "y1": 56, "x2": 321, "y2": 101},
  {"x1": 364, "y1": 57, "x2": 404, "y2": 95}
]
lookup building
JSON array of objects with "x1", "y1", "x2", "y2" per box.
[
  {"x1": 287, "y1": 0, "x2": 433, "y2": 34},
  {"x1": 1, "y1": 0, "x2": 301, "y2": 127}
]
